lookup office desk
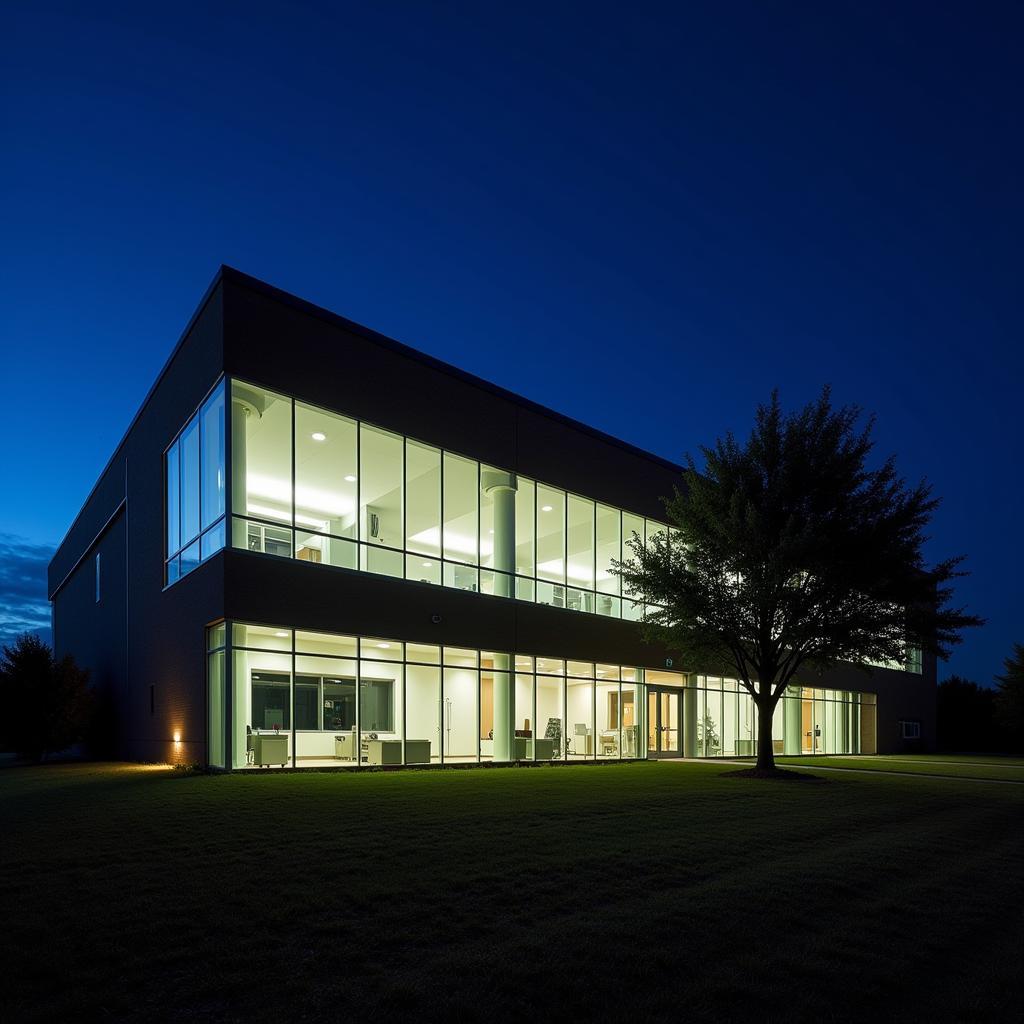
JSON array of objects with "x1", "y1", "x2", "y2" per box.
[
  {"x1": 252, "y1": 733, "x2": 288, "y2": 766},
  {"x1": 361, "y1": 739, "x2": 431, "y2": 765},
  {"x1": 334, "y1": 733, "x2": 357, "y2": 760}
]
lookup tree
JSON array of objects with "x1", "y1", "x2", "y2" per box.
[
  {"x1": 614, "y1": 387, "x2": 982, "y2": 772},
  {"x1": 0, "y1": 633, "x2": 93, "y2": 761},
  {"x1": 994, "y1": 643, "x2": 1024, "y2": 753},
  {"x1": 936, "y1": 675, "x2": 995, "y2": 752}
]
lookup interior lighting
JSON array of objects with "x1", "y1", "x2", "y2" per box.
[{"x1": 311, "y1": 432, "x2": 327, "y2": 442}]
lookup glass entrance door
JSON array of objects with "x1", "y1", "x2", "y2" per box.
[{"x1": 647, "y1": 688, "x2": 681, "y2": 757}]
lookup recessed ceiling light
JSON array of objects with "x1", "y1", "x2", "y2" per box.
[
  {"x1": 377, "y1": 642, "x2": 391, "y2": 649},
  {"x1": 274, "y1": 631, "x2": 288, "y2": 637},
  {"x1": 422, "y1": 561, "x2": 432, "y2": 567},
  {"x1": 344, "y1": 475, "x2": 357, "y2": 482},
  {"x1": 541, "y1": 505, "x2": 553, "y2": 512},
  {"x1": 488, "y1": 529, "x2": 494, "y2": 534},
  {"x1": 311, "y1": 432, "x2": 327, "y2": 442}
]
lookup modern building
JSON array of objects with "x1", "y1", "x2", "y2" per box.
[{"x1": 48, "y1": 268, "x2": 937, "y2": 768}]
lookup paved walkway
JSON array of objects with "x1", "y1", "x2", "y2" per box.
[
  {"x1": 659, "y1": 758, "x2": 1024, "y2": 785},
  {"x1": 846, "y1": 755, "x2": 1024, "y2": 769}
]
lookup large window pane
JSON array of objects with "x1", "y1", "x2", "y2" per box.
[
  {"x1": 621, "y1": 511, "x2": 645, "y2": 620},
  {"x1": 406, "y1": 664, "x2": 440, "y2": 764},
  {"x1": 620, "y1": 679, "x2": 640, "y2": 757},
  {"x1": 360, "y1": 658, "x2": 403, "y2": 764},
  {"x1": 645, "y1": 518, "x2": 667, "y2": 552},
  {"x1": 596, "y1": 676, "x2": 619, "y2": 759},
  {"x1": 567, "y1": 495, "x2": 595, "y2": 592},
  {"x1": 180, "y1": 418, "x2": 200, "y2": 546},
  {"x1": 596, "y1": 504, "x2": 620, "y2": 595},
  {"x1": 515, "y1": 672, "x2": 536, "y2": 759},
  {"x1": 621, "y1": 512, "x2": 644, "y2": 559},
  {"x1": 292, "y1": 653, "x2": 358, "y2": 762},
  {"x1": 200, "y1": 383, "x2": 225, "y2": 530},
  {"x1": 406, "y1": 441, "x2": 441, "y2": 556},
  {"x1": 207, "y1": 648, "x2": 225, "y2": 768},
  {"x1": 295, "y1": 402, "x2": 357, "y2": 538},
  {"x1": 232, "y1": 380, "x2": 292, "y2": 525},
  {"x1": 296, "y1": 531, "x2": 356, "y2": 569},
  {"x1": 515, "y1": 477, "x2": 535, "y2": 577},
  {"x1": 536, "y1": 485, "x2": 565, "y2": 584},
  {"x1": 443, "y1": 453, "x2": 478, "y2": 565},
  {"x1": 166, "y1": 440, "x2": 180, "y2": 556},
  {"x1": 360, "y1": 424, "x2": 403, "y2": 577},
  {"x1": 536, "y1": 671, "x2": 565, "y2": 760},
  {"x1": 566, "y1": 675, "x2": 594, "y2": 760}
]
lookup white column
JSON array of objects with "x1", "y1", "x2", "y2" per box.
[
  {"x1": 784, "y1": 691, "x2": 802, "y2": 754},
  {"x1": 482, "y1": 470, "x2": 517, "y2": 761},
  {"x1": 482, "y1": 469, "x2": 517, "y2": 598},
  {"x1": 492, "y1": 658, "x2": 513, "y2": 761}
]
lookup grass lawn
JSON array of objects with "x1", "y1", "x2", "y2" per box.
[
  {"x1": 2, "y1": 760, "x2": 1022, "y2": 1023},
  {"x1": 777, "y1": 754, "x2": 1024, "y2": 781}
]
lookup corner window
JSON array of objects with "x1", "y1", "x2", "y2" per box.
[{"x1": 165, "y1": 379, "x2": 226, "y2": 584}]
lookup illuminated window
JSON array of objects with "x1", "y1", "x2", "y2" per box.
[
  {"x1": 223, "y1": 379, "x2": 673, "y2": 621},
  {"x1": 166, "y1": 379, "x2": 226, "y2": 584}
]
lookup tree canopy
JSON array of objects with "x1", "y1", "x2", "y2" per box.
[
  {"x1": 994, "y1": 643, "x2": 1024, "y2": 753},
  {"x1": 0, "y1": 633, "x2": 93, "y2": 761},
  {"x1": 615, "y1": 387, "x2": 982, "y2": 771}
]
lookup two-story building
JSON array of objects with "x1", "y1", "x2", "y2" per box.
[{"x1": 48, "y1": 268, "x2": 936, "y2": 768}]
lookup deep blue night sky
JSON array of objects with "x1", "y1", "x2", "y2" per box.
[{"x1": 1, "y1": 2, "x2": 1020, "y2": 684}]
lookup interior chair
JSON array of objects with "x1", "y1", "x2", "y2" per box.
[{"x1": 573, "y1": 722, "x2": 589, "y2": 755}]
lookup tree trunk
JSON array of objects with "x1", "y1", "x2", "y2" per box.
[{"x1": 755, "y1": 695, "x2": 776, "y2": 770}]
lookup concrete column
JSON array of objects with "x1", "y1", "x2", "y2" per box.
[
  {"x1": 482, "y1": 469, "x2": 517, "y2": 598},
  {"x1": 481, "y1": 470, "x2": 517, "y2": 761},
  {"x1": 492, "y1": 657, "x2": 513, "y2": 761},
  {"x1": 784, "y1": 692, "x2": 801, "y2": 755},
  {"x1": 682, "y1": 675, "x2": 699, "y2": 756}
]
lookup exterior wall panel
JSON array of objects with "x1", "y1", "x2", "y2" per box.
[
  {"x1": 50, "y1": 281, "x2": 227, "y2": 762},
  {"x1": 221, "y1": 271, "x2": 679, "y2": 518}
]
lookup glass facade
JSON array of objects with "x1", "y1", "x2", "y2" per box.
[
  {"x1": 692, "y1": 677, "x2": 864, "y2": 756},
  {"x1": 228, "y1": 378, "x2": 669, "y2": 619},
  {"x1": 212, "y1": 621, "x2": 650, "y2": 769},
  {"x1": 207, "y1": 621, "x2": 873, "y2": 769},
  {"x1": 866, "y1": 646, "x2": 924, "y2": 675},
  {"x1": 165, "y1": 380, "x2": 226, "y2": 584}
]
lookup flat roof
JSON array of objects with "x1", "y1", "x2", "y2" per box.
[{"x1": 52, "y1": 266, "x2": 683, "y2": 564}]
